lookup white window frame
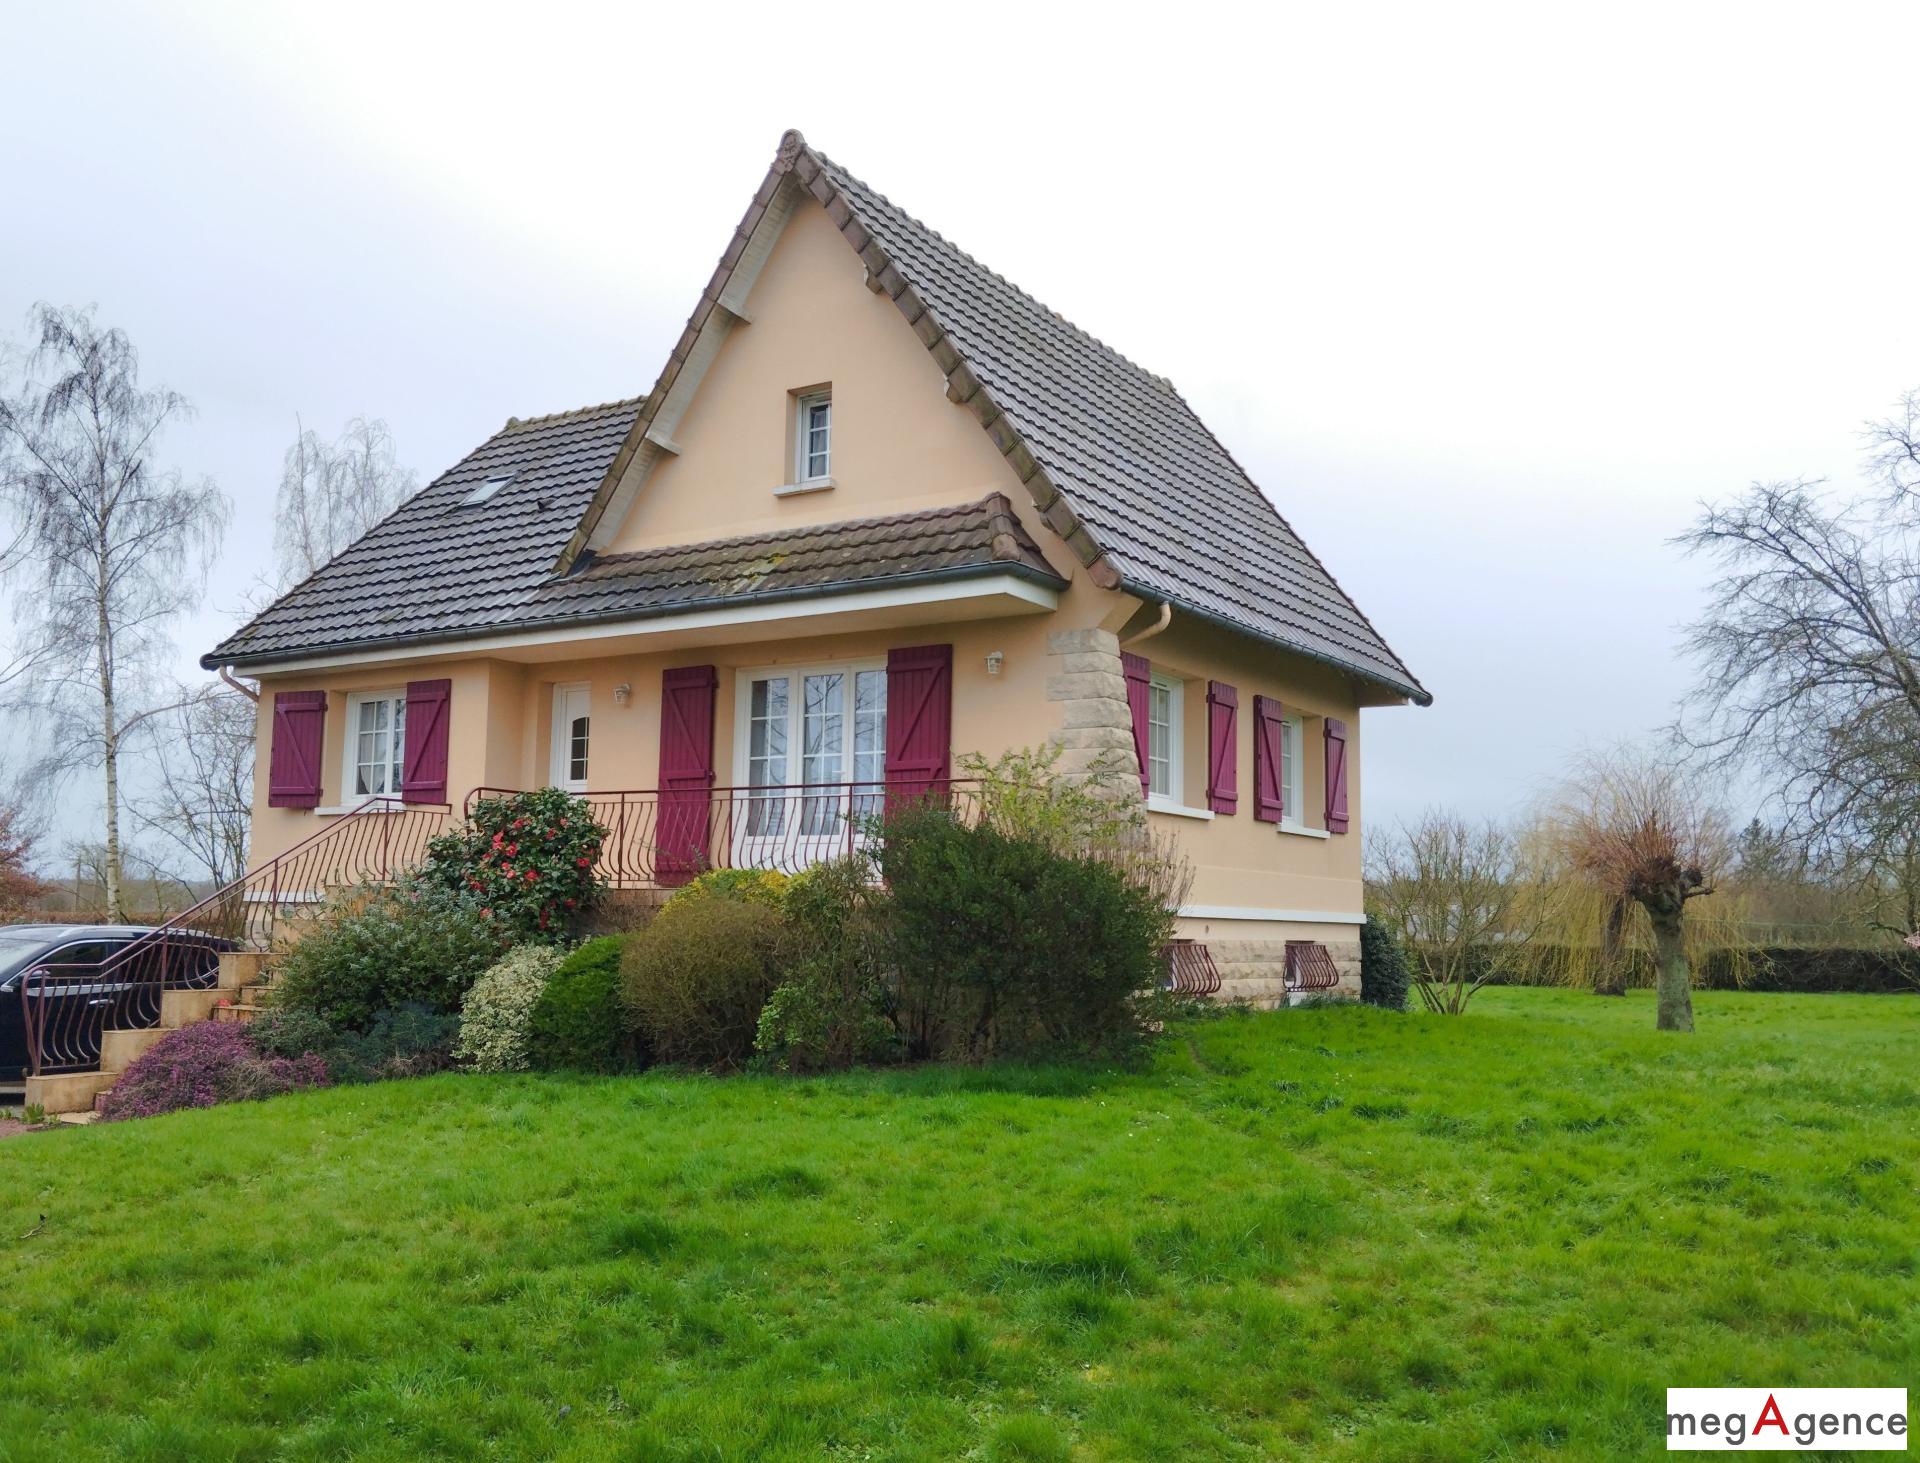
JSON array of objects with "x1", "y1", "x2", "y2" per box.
[
  {"x1": 340, "y1": 688, "x2": 407, "y2": 807},
  {"x1": 791, "y1": 389, "x2": 832, "y2": 487},
  {"x1": 1280, "y1": 715, "x2": 1306, "y2": 830},
  {"x1": 1145, "y1": 673, "x2": 1183, "y2": 807},
  {"x1": 550, "y1": 683, "x2": 591, "y2": 794},
  {"x1": 730, "y1": 659, "x2": 885, "y2": 868}
]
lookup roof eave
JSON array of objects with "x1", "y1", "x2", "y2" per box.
[
  {"x1": 201, "y1": 558, "x2": 1066, "y2": 674},
  {"x1": 1119, "y1": 577, "x2": 1432, "y2": 707}
]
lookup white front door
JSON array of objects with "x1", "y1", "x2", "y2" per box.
[{"x1": 550, "y1": 683, "x2": 591, "y2": 793}]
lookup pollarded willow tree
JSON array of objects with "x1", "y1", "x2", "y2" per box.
[
  {"x1": 0, "y1": 304, "x2": 228, "y2": 920},
  {"x1": 1676, "y1": 388, "x2": 1920, "y2": 938},
  {"x1": 1547, "y1": 749, "x2": 1731, "y2": 1032}
]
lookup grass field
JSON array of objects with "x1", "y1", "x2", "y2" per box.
[{"x1": 2, "y1": 988, "x2": 1913, "y2": 1460}]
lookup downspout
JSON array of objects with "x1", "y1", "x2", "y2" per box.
[
  {"x1": 1121, "y1": 602, "x2": 1173, "y2": 650},
  {"x1": 218, "y1": 664, "x2": 260, "y2": 702}
]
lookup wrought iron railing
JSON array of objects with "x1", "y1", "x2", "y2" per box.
[
  {"x1": 19, "y1": 797, "x2": 452, "y2": 1076},
  {"x1": 464, "y1": 780, "x2": 980, "y2": 888}
]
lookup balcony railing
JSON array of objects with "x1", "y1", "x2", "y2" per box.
[{"x1": 464, "y1": 780, "x2": 980, "y2": 888}]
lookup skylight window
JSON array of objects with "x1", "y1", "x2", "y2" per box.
[{"x1": 460, "y1": 474, "x2": 514, "y2": 507}]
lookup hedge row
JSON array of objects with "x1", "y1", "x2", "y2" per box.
[{"x1": 1453, "y1": 943, "x2": 1917, "y2": 994}]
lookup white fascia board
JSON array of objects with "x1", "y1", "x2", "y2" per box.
[{"x1": 233, "y1": 573, "x2": 1059, "y2": 677}]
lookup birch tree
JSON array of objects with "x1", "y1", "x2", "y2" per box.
[
  {"x1": 0, "y1": 304, "x2": 228, "y2": 920},
  {"x1": 273, "y1": 415, "x2": 415, "y2": 588}
]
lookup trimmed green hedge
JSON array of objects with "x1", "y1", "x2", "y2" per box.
[
  {"x1": 1451, "y1": 943, "x2": 1916, "y2": 994},
  {"x1": 1698, "y1": 946, "x2": 1919, "y2": 994}
]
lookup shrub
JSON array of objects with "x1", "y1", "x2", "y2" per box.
[
  {"x1": 756, "y1": 859, "x2": 897, "y2": 1072},
  {"x1": 876, "y1": 805, "x2": 1172, "y2": 1063},
  {"x1": 271, "y1": 885, "x2": 509, "y2": 1031},
  {"x1": 417, "y1": 787, "x2": 607, "y2": 943},
  {"x1": 247, "y1": 1007, "x2": 339, "y2": 1062},
  {"x1": 455, "y1": 945, "x2": 564, "y2": 1073},
  {"x1": 528, "y1": 936, "x2": 640, "y2": 1073},
  {"x1": 98, "y1": 1022, "x2": 328, "y2": 1121},
  {"x1": 327, "y1": 1004, "x2": 463, "y2": 1083},
  {"x1": 1359, "y1": 915, "x2": 1412, "y2": 1011},
  {"x1": 622, "y1": 893, "x2": 783, "y2": 1069},
  {"x1": 670, "y1": 867, "x2": 789, "y2": 908}
]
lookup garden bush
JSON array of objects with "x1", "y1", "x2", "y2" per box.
[
  {"x1": 755, "y1": 858, "x2": 896, "y2": 1072},
  {"x1": 417, "y1": 786, "x2": 607, "y2": 943},
  {"x1": 670, "y1": 867, "x2": 789, "y2": 908},
  {"x1": 1359, "y1": 915, "x2": 1412, "y2": 1011},
  {"x1": 455, "y1": 945, "x2": 564, "y2": 1073},
  {"x1": 876, "y1": 804, "x2": 1172, "y2": 1063},
  {"x1": 248, "y1": 1001, "x2": 460, "y2": 1084},
  {"x1": 622, "y1": 892, "x2": 783, "y2": 1069},
  {"x1": 271, "y1": 884, "x2": 509, "y2": 1031},
  {"x1": 98, "y1": 1022, "x2": 328, "y2": 1121},
  {"x1": 528, "y1": 936, "x2": 640, "y2": 1073}
]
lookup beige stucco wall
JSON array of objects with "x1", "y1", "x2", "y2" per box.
[{"x1": 607, "y1": 197, "x2": 1065, "y2": 568}]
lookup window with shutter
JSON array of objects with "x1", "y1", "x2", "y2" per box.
[
  {"x1": 1252, "y1": 695, "x2": 1286, "y2": 823},
  {"x1": 1122, "y1": 652, "x2": 1152, "y2": 797},
  {"x1": 1324, "y1": 717, "x2": 1351, "y2": 834},
  {"x1": 400, "y1": 679, "x2": 452, "y2": 804},
  {"x1": 1205, "y1": 680, "x2": 1238, "y2": 815},
  {"x1": 268, "y1": 691, "x2": 327, "y2": 809},
  {"x1": 657, "y1": 665, "x2": 718, "y2": 884}
]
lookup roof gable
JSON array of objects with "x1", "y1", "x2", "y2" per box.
[{"x1": 567, "y1": 131, "x2": 1428, "y2": 704}]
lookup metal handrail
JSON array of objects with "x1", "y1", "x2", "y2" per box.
[
  {"x1": 21, "y1": 797, "x2": 454, "y2": 1076},
  {"x1": 465, "y1": 779, "x2": 978, "y2": 888}
]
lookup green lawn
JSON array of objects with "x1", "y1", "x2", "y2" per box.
[{"x1": 2, "y1": 989, "x2": 1913, "y2": 1461}]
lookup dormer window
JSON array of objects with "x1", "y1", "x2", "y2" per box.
[{"x1": 795, "y1": 389, "x2": 831, "y2": 482}]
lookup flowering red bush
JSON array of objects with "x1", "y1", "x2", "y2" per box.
[
  {"x1": 418, "y1": 787, "x2": 607, "y2": 943},
  {"x1": 98, "y1": 1021, "x2": 330, "y2": 1121}
]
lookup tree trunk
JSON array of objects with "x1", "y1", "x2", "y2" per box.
[
  {"x1": 97, "y1": 576, "x2": 125, "y2": 923},
  {"x1": 1595, "y1": 896, "x2": 1629, "y2": 995},
  {"x1": 1646, "y1": 903, "x2": 1694, "y2": 1033}
]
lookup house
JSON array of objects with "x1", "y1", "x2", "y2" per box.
[{"x1": 204, "y1": 130, "x2": 1429, "y2": 1006}]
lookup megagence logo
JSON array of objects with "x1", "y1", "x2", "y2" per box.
[{"x1": 1666, "y1": 1389, "x2": 1908, "y2": 1451}]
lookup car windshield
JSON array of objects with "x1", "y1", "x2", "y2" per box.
[{"x1": 0, "y1": 933, "x2": 53, "y2": 986}]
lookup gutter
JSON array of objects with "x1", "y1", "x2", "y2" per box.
[
  {"x1": 200, "y1": 558, "x2": 1069, "y2": 674},
  {"x1": 1115, "y1": 576, "x2": 1432, "y2": 707}
]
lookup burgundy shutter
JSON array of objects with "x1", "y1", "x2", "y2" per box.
[
  {"x1": 400, "y1": 679, "x2": 452, "y2": 804},
  {"x1": 1252, "y1": 694, "x2": 1286, "y2": 823},
  {"x1": 657, "y1": 665, "x2": 717, "y2": 884},
  {"x1": 885, "y1": 644, "x2": 953, "y2": 807},
  {"x1": 1122, "y1": 652, "x2": 1152, "y2": 797},
  {"x1": 1206, "y1": 680, "x2": 1238, "y2": 815},
  {"x1": 1324, "y1": 717, "x2": 1351, "y2": 834},
  {"x1": 267, "y1": 691, "x2": 327, "y2": 809}
]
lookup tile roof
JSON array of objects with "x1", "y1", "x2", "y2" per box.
[
  {"x1": 209, "y1": 130, "x2": 1427, "y2": 706},
  {"x1": 800, "y1": 145, "x2": 1430, "y2": 705},
  {"x1": 204, "y1": 399, "x2": 642, "y2": 666},
  {"x1": 532, "y1": 493, "x2": 1063, "y2": 621}
]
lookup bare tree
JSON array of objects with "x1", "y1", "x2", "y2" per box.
[
  {"x1": 1547, "y1": 749, "x2": 1730, "y2": 1032},
  {"x1": 0, "y1": 304, "x2": 228, "y2": 920},
  {"x1": 273, "y1": 415, "x2": 415, "y2": 589},
  {"x1": 132, "y1": 683, "x2": 255, "y2": 888},
  {"x1": 1366, "y1": 810, "x2": 1548, "y2": 1015},
  {"x1": 1676, "y1": 390, "x2": 1920, "y2": 935},
  {"x1": 0, "y1": 801, "x2": 49, "y2": 917}
]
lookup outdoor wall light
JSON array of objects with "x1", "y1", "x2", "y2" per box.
[
  {"x1": 613, "y1": 682, "x2": 631, "y2": 706},
  {"x1": 985, "y1": 651, "x2": 1004, "y2": 676}
]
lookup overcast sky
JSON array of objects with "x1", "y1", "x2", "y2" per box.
[{"x1": 4, "y1": 2, "x2": 1916, "y2": 853}]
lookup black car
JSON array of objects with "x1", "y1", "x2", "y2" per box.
[{"x1": 0, "y1": 925, "x2": 236, "y2": 1082}]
